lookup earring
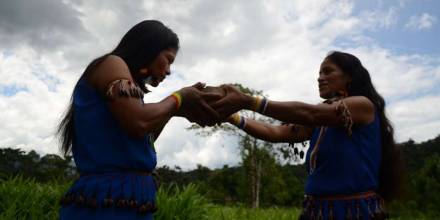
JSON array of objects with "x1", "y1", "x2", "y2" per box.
[{"x1": 139, "y1": 68, "x2": 148, "y2": 74}]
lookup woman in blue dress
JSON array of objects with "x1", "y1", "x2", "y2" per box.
[
  {"x1": 57, "y1": 20, "x2": 221, "y2": 219},
  {"x1": 214, "y1": 51, "x2": 403, "y2": 219}
]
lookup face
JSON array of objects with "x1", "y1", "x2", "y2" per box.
[
  {"x1": 139, "y1": 48, "x2": 177, "y2": 87},
  {"x1": 318, "y1": 58, "x2": 351, "y2": 99}
]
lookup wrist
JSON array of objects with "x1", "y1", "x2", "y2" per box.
[
  {"x1": 170, "y1": 91, "x2": 183, "y2": 112},
  {"x1": 229, "y1": 113, "x2": 247, "y2": 129},
  {"x1": 242, "y1": 94, "x2": 254, "y2": 110},
  {"x1": 247, "y1": 95, "x2": 269, "y2": 114}
]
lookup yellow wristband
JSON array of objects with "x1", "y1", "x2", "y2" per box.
[
  {"x1": 252, "y1": 96, "x2": 268, "y2": 114},
  {"x1": 171, "y1": 92, "x2": 182, "y2": 110},
  {"x1": 229, "y1": 113, "x2": 246, "y2": 129},
  {"x1": 230, "y1": 113, "x2": 241, "y2": 125},
  {"x1": 252, "y1": 96, "x2": 262, "y2": 111}
]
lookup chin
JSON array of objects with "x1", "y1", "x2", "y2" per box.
[
  {"x1": 319, "y1": 92, "x2": 332, "y2": 99},
  {"x1": 149, "y1": 81, "x2": 159, "y2": 87}
]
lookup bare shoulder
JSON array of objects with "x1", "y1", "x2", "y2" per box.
[
  {"x1": 343, "y1": 96, "x2": 374, "y2": 111},
  {"x1": 89, "y1": 55, "x2": 133, "y2": 92},
  {"x1": 341, "y1": 96, "x2": 375, "y2": 124},
  {"x1": 94, "y1": 55, "x2": 131, "y2": 80}
]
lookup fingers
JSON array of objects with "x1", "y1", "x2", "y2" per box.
[
  {"x1": 220, "y1": 84, "x2": 235, "y2": 91},
  {"x1": 182, "y1": 101, "x2": 218, "y2": 127},
  {"x1": 216, "y1": 107, "x2": 232, "y2": 120},
  {"x1": 202, "y1": 92, "x2": 223, "y2": 101},
  {"x1": 185, "y1": 108, "x2": 207, "y2": 127},
  {"x1": 211, "y1": 97, "x2": 228, "y2": 109},
  {"x1": 200, "y1": 100, "x2": 220, "y2": 120},
  {"x1": 192, "y1": 82, "x2": 206, "y2": 90}
]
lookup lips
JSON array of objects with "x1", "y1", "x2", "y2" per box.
[{"x1": 151, "y1": 76, "x2": 165, "y2": 86}]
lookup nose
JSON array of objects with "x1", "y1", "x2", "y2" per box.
[
  {"x1": 165, "y1": 65, "x2": 171, "y2": 75},
  {"x1": 318, "y1": 75, "x2": 325, "y2": 84}
]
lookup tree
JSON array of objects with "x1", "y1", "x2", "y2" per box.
[{"x1": 189, "y1": 84, "x2": 294, "y2": 208}]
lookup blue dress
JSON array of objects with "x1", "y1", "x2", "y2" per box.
[
  {"x1": 301, "y1": 112, "x2": 387, "y2": 219},
  {"x1": 59, "y1": 79, "x2": 157, "y2": 220}
]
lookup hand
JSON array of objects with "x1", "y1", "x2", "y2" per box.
[
  {"x1": 211, "y1": 84, "x2": 252, "y2": 120},
  {"x1": 177, "y1": 82, "x2": 223, "y2": 126}
]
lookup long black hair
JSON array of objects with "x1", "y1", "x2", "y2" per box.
[
  {"x1": 325, "y1": 51, "x2": 403, "y2": 201},
  {"x1": 57, "y1": 20, "x2": 179, "y2": 156}
]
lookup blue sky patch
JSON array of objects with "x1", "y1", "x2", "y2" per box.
[
  {"x1": 0, "y1": 85, "x2": 29, "y2": 97},
  {"x1": 353, "y1": 0, "x2": 440, "y2": 56},
  {"x1": 33, "y1": 71, "x2": 61, "y2": 92}
]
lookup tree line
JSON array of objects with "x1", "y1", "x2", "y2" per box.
[{"x1": 1, "y1": 135, "x2": 440, "y2": 215}]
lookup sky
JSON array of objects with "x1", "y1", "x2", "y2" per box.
[{"x1": 0, "y1": 0, "x2": 439, "y2": 170}]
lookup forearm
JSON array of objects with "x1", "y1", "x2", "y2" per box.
[
  {"x1": 151, "y1": 117, "x2": 171, "y2": 141},
  {"x1": 229, "y1": 114, "x2": 313, "y2": 143},
  {"x1": 242, "y1": 119, "x2": 284, "y2": 143},
  {"x1": 139, "y1": 96, "x2": 177, "y2": 133},
  {"x1": 112, "y1": 95, "x2": 177, "y2": 138},
  {"x1": 242, "y1": 95, "x2": 338, "y2": 126},
  {"x1": 228, "y1": 115, "x2": 286, "y2": 143}
]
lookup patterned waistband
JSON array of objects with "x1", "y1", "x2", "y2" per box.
[
  {"x1": 305, "y1": 190, "x2": 377, "y2": 201},
  {"x1": 61, "y1": 170, "x2": 159, "y2": 215},
  {"x1": 300, "y1": 191, "x2": 389, "y2": 220}
]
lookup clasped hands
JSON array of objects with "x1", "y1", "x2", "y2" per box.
[{"x1": 176, "y1": 82, "x2": 251, "y2": 126}]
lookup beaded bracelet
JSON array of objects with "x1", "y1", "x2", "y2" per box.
[
  {"x1": 230, "y1": 113, "x2": 247, "y2": 130},
  {"x1": 252, "y1": 96, "x2": 269, "y2": 114},
  {"x1": 171, "y1": 92, "x2": 183, "y2": 110}
]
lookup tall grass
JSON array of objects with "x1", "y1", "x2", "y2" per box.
[
  {"x1": 0, "y1": 176, "x2": 69, "y2": 219},
  {"x1": 0, "y1": 177, "x2": 212, "y2": 220},
  {"x1": 154, "y1": 184, "x2": 212, "y2": 220},
  {"x1": 0, "y1": 177, "x2": 431, "y2": 219},
  {"x1": 210, "y1": 205, "x2": 300, "y2": 220}
]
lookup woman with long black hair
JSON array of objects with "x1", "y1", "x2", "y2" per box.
[
  {"x1": 58, "y1": 20, "x2": 220, "y2": 219},
  {"x1": 214, "y1": 51, "x2": 403, "y2": 219}
]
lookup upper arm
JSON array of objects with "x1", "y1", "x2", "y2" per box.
[
  {"x1": 310, "y1": 96, "x2": 375, "y2": 127},
  {"x1": 89, "y1": 55, "x2": 134, "y2": 94},
  {"x1": 87, "y1": 55, "x2": 150, "y2": 137}
]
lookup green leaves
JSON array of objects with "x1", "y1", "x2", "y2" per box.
[
  {"x1": 0, "y1": 176, "x2": 70, "y2": 219},
  {"x1": 209, "y1": 206, "x2": 300, "y2": 220},
  {"x1": 0, "y1": 178, "x2": 213, "y2": 220},
  {"x1": 154, "y1": 183, "x2": 212, "y2": 220}
]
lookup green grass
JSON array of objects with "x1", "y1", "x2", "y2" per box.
[
  {"x1": 155, "y1": 184, "x2": 212, "y2": 220},
  {"x1": 0, "y1": 176, "x2": 70, "y2": 220},
  {"x1": 209, "y1": 205, "x2": 300, "y2": 220},
  {"x1": 0, "y1": 177, "x2": 213, "y2": 220},
  {"x1": 0, "y1": 176, "x2": 436, "y2": 219}
]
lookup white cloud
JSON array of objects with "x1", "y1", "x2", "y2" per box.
[
  {"x1": 360, "y1": 6, "x2": 399, "y2": 30},
  {"x1": 1, "y1": 0, "x2": 439, "y2": 170},
  {"x1": 388, "y1": 95, "x2": 440, "y2": 141},
  {"x1": 405, "y1": 13, "x2": 437, "y2": 30}
]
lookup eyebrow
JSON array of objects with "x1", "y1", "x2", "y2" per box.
[{"x1": 321, "y1": 66, "x2": 333, "y2": 70}]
